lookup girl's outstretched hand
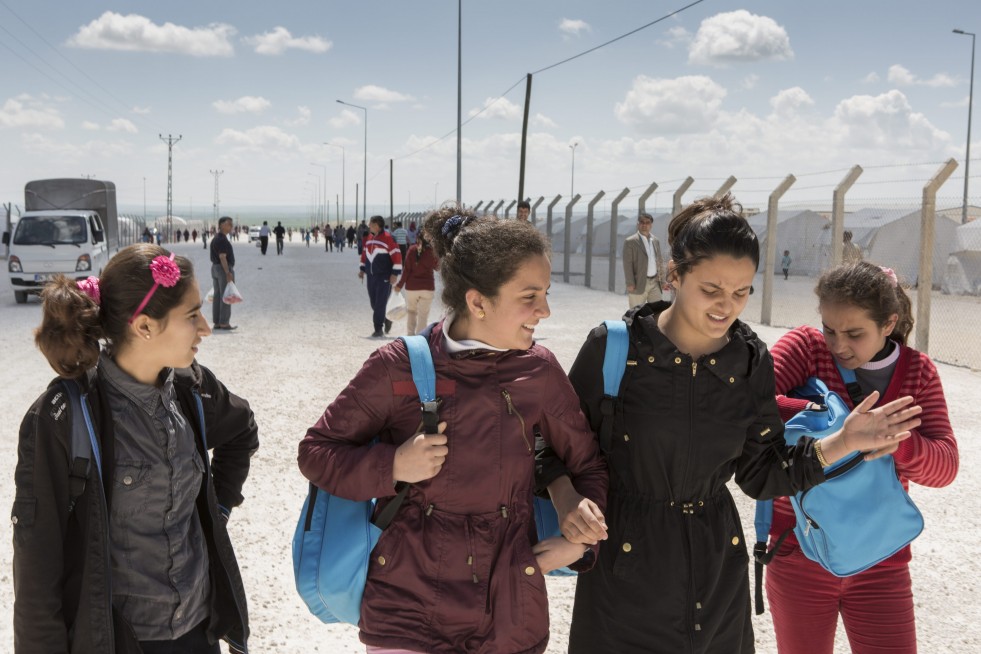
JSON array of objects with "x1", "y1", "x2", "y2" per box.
[
  {"x1": 533, "y1": 536, "x2": 589, "y2": 575},
  {"x1": 841, "y1": 392, "x2": 921, "y2": 453}
]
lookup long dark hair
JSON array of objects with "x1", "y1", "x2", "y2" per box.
[
  {"x1": 423, "y1": 207, "x2": 549, "y2": 316},
  {"x1": 816, "y1": 261, "x2": 914, "y2": 345},
  {"x1": 35, "y1": 244, "x2": 195, "y2": 378},
  {"x1": 667, "y1": 193, "x2": 759, "y2": 279}
]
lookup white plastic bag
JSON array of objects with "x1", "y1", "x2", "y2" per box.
[
  {"x1": 222, "y1": 281, "x2": 244, "y2": 304},
  {"x1": 385, "y1": 290, "x2": 407, "y2": 321},
  {"x1": 205, "y1": 287, "x2": 214, "y2": 304}
]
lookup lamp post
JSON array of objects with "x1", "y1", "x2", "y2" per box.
[
  {"x1": 306, "y1": 173, "x2": 321, "y2": 224},
  {"x1": 434, "y1": 182, "x2": 439, "y2": 209},
  {"x1": 310, "y1": 162, "x2": 327, "y2": 224},
  {"x1": 569, "y1": 142, "x2": 579, "y2": 198},
  {"x1": 954, "y1": 29, "x2": 976, "y2": 224},
  {"x1": 324, "y1": 142, "x2": 345, "y2": 223},
  {"x1": 336, "y1": 100, "x2": 367, "y2": 220}
]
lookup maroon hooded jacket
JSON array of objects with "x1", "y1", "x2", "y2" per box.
[{"x1": 298, "y1": 321, "x2": 607, "y2": 654}]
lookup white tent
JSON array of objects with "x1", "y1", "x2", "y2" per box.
[
  {"x1": 942, "y1": 220, "x2": 981, "y2": 296},
  {"x1": 746, "y1": 209, "x2": 828, "y2": 277},
  {"x1": 818, "y1": 208, "x2": 960, "y2": 287}
]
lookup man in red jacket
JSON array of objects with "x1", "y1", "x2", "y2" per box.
[{"x1": 358, "y1": 216, "x2": 403, "y2": 337}]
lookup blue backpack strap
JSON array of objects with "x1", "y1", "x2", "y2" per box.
[
  {"x1": 61, "y1": 379, "x2": 101, "y2": 513},
  {"x1": 598, "y1": 320, "x2": 629, "y2": 453},
  {"x1": 836, "y1": 362, "x2": 864, "y2": 406}
]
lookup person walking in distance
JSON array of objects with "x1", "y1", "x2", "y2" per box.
[
  {"x1": 324, "y1": 223, "x2": 333, "y2": 253},
  {"x1": 393, "y1": 231, "x2": 439, "y2": 335},
  {"x1": 210, "y1": 216, "x2": 237, "y2": 330},
  {"x1": 273, "y1": 221, "x2": 286, "y2": 256},
  {"x1": 516, "y1": 200, "x2": 531, "y2": 221},
  {"x1": 258, "y1": 221, "x2": 270, "y2": 256},
  {"x1": 359, "y1": 216, "x2": 403, "y2": 337},
  {"x1": 391, "y1": 221, "x2": 409, "y2": 261},
  {"x1": 622, "y1": 212, "x2": 665, "y2": 309},
  {"x1": 334, "y1": 223, "x2": 345, "y2": 252},
  {"x1": 843, "y1": 230, "x2": 863, "y2": 264},
  {"x1": 781, "y1": 250, "x2": 792, "y2": 280}
]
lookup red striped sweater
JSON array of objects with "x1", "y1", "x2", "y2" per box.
[{"x1": 769, "y1": 325, "x2": 958, "y2": 565}]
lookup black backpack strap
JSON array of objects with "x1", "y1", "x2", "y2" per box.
[
  {"x1": 752, "y1": 526, "x2": 793, "y2": 615},
  {"x1": 60, "y1": 379, "x2": 100, "y2": 514}
]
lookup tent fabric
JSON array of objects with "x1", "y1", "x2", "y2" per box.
[
  {"x1": 942, "y1": 220, "x2": 981, "y2": 296},
  {"x1": 746, "y1": 209, "x2": 829, "y2": 277}
]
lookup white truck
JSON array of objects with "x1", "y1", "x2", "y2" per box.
[{"x1": 3, "y1": 178, "x2": 118, "y2": 303}]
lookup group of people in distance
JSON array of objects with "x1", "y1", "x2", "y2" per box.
[{"x1": 13, "y1": 194, "x2": 956, "y2": 654}]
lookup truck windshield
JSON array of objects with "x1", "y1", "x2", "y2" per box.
[{"x1": 13, "y1": 215, "x2": 88, "y2": 245}]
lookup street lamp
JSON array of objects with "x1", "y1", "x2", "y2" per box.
[
  {"x1": 569, "y1": 142, "x2": 579, "y2": 198},
  {"x1": 336, "y1": 100, "x2": 367, "y2": 220},
  {"x1": 310, "y1": 162, "x2": 327, "y2": 224},
  {"x1": 306, "y1": 173, "x2": 321, "y2": 224},
  {"x1": 954, "y1": 29, "x2": 976, "y2": 224},
  {"x1": 324, "y1": 142, "x2": 345, "y2": 223}
]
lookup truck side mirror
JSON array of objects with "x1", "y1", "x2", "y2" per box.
[{"x1": 2, "y1": 232, "x2": 9, "y2": 246}]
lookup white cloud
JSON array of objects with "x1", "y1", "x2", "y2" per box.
[
  {"x1": 559, "y1": 18, "x2": 591, "y2": 37},
  {"x1": 67, "y1": 12, "x2": 235, "y2": 57},
  {"x1": 329, "y1": 109, "x2": 361, "y2": 128},
  {"x1": 82, "y1": 121, "x2": 100, "y2": 130},
  {"x1": 831, "y1": 90, "x2": 950, "y2": 149},
  {"x1": 212, "y1": 96, "x2": 271, "y2": 114},
  {"x1": 533, "y1": 113, "x2": 557, "y2": 129},
  {"x1": 243, "y1": 27, "x2": 332, "y2": 55},
  {"x1": 353, "y1": 85, "x2": 414, "y2": 105},
  {"x1": 614, "y1": 75, "x2": 727, "y2": 134},
  {"x1": 741, "y1": 74, "x2": 760, "y2": 90},
  {"x1": 941, "y1": 96, "x2": 970, "y2": 109},
  {"x1": 689, "y1": 10, "x2": 793, "y2": 66},
  {"x1": 286, "y1": 106, "x2": 312, "y2": 126},
  {"x1": 214, "y1": 125, "x2": 300, "y2": 150},
  {"x1": 658, "y1": 26, "x2": 692, "y2": 49},
  {"x1": 887, "y1": 64, "x2": 958, "y2": 88},
  {"x1": 0, "y1": 96, "x2": 64, "y2": 129},
  {"x1": 770, "y1": 87, "x2": 814, "y2": 117},
  {"x1": 469, "y1": 97, "x2": 521, "y2": 120},
  {"x1": 132, "y1": 105, "x2": 151, "y2": 115},
  {"x1": 106, "y1": 118, "x2": 138, "y2": 133},
  {"x1": 862, "y1": 72, "x2": 880, "y2": 84}
]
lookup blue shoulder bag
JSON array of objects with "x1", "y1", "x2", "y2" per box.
[
  {"x1": 292, "y1": 334, "x2": 438, "y2": 625},
  {"x1": 753, "y1": 368, "x2": 924, "y2": 614},
  {"x1": 533, "y1": 319, "x2": 629, "y2": 577}
]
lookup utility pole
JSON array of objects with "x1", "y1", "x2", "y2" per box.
[
  {"x1": 390, "y1": 159, "x2": 394, "y2": 221},
  {"x1": 210, "y1": 169, "x2": 224, "y2": 231},
  {"x1": 159, "y1": 134, "x2": 182, "y2": 243}
]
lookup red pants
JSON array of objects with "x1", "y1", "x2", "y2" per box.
[{"x1": 765, "y1": 545, "x2": 916, "y2": 654}]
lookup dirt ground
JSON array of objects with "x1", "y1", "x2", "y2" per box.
[{"x1": 1, "y1": 238, "x2": 977, "y2": 653}]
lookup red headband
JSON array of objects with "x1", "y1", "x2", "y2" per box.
[{"x1": 129, "y1": 253, "x2": 181, "y2": 324}]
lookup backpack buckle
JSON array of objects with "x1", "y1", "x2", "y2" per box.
[{"x1": 421, "y1": 400, "x2": 439, "y2": 434}]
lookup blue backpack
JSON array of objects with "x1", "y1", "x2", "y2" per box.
[
  {"x1": 533, "y1": 319, "x2": 630, "y2": 576},
  {"x1": 752, "y1": 369, "x2": 924, "y2": 614},
  {"x1": 292, "y1": 334, "x2": 438, "y2": 625}
]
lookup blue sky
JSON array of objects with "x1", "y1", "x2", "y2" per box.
[{"x1": 1, "y1": 0, "x2": 979, "y2": 220}]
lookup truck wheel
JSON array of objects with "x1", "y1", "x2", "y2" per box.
[{"x1": 14, "y1": 291, "x2": 28, "y2": 304}]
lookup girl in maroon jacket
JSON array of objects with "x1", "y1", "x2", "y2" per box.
[
  {"x1": 393, "y1": 232, "x2": 439, "y2": 335},
  {"x1": 766, "y1": 261, "x2": 958, "y2": 654},
  {"x1": 298, "y1": 207, "x2": 608, "y2": 654}
]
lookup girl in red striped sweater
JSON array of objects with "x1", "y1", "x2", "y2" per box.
[{"x1": 765, "y1": 261, "x2": 959, "y2": 654}]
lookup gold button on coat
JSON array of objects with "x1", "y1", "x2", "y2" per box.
[
  {"x1": 709, "y1": 358, "x2": 716, "y2": 365},
  {"x1": 729, "y1": 377, "x2": 735, "y2": 383},
  {"x1": 123, "y1": 475, "x2": 133, "y2": 486},
  {"x1": 377, "y1": 556, "x2": 386, "y2": 565},
  {"x1": 648, "y1": 355, "x2": 655, "y2": 363},
  {"x1": 731, "y1": 536, "x2": 740, "y2": 546},
  {"x1": 622, "y1": 542, "x2": 632, "y2": 553},
  {"x1": 674, "y1": 357, "x2": 682, "y2": 364},
  {"x1": 524, "y1": 566, "x2": 536, "y2": 576}
]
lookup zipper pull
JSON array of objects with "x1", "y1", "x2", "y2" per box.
[
  {"x1": 804, "y1": 521, "x2": 812, "y2": 537},
  {"x1": 501, "y1": 389, "x2": 514, "y2": 414},
  {"x1": 692, "y1": 362, "x2": 697, "y2": 377},
  {"x1": 500, "y1": 505, "x2": 509, "y2": 519}
]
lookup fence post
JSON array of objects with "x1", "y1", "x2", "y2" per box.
[
  {"x1": 492, "y1": 200, "x2": 505, "y2": 217},
  {"x1": 916, "y1": 158, "x2": 959, "y2": 353},
  {"x1": 673, "y1": 177, "x2": 694, "y2": 216},
  {"x1": 563, "y1": 193, "x2": 582, "y2": 283},
  {"x1": 473, "y1": 200, "x2": 484, "y2": 213},
  {"x1": 530, "y1": 196, "x2": 544, "y2": 225},
  {"x1": 504, "y1": 200, "x2": 516, "y2": 219},
  {"x1": 585, "y1": 190, "x2": 606, "y2": 288},
  {"x1": 831, "y1": 165, "x2": 863, "y2": 268},
  {"x1": 638, "y1": 182, "x2": 658, "y2": 216},
  {"x1": 713, "y1": 175, "x2": 737, "y2": 199},
  {"x1": 609, "y1": 187, "x2": 631, "y2": 292},
  {"x1": 761, "y1": 175, "x2": 797, "y2": 326},
  {"x1": 546, "y1": 194, "x2": 562, "y2": 242}
]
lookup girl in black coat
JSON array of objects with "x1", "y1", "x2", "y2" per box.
[{"x1": 539, "y1": 194, "x2": 922, "y2": 653}]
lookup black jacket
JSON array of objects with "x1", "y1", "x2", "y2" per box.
[
  {"x1": 12, "y1": 362, "x2": 258, "y2": 654},
  {"x1": 538, "y1": 303, "x2": 826, "y2": 654}
]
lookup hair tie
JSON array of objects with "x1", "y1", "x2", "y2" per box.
[
  {"x1": 441, "y1": 214, "x2": 471, "y2": 237},
  {"x1": 129, "y1": 253, "x2": 181, "y2": 324},
  {"x1": 77, "y1": 276, "x2": 101, "y2": 306},
  {"x1": 880, "y1": 266, "x2": 899, "y2": 287}
]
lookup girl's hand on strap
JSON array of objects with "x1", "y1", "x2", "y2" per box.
[{"x1": 532, "y1": 536, "x2": 589, "y2": 574}]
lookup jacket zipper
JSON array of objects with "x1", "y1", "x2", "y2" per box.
[
  {"x1": 501, "y1": 389, "x2": 532, "y2": 453},
  {"x1": 684, "y1": 360, "x2": 698, "y2": 652}
]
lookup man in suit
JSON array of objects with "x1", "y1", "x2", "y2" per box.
[{"x1": 622, "y1": 212, "x2": 665, "y2": 309}]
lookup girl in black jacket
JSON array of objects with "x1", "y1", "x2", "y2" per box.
[
  {"x1": 539, "y1": 194, "x2": 921, "y2": 653},
  {"x1": 12, "y1": 244, "x2": 258, "y2": 654}
]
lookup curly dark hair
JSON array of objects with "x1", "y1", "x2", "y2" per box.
[{"x1": 816, "y1": 261, "x2": 914, "y2": 346}]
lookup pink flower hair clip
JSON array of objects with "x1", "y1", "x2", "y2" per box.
[
  {"x1": 77, "y1": 276, "x2": 101, "y2": 305},
  {"x1": 880, "y1": 266, "x2": 899, "y2": 287},
  {"x1": 129, "y1": 252, "x2": 181, "y2": 324}
]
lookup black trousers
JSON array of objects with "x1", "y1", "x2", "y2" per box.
[
  {"x1": 139, "y1": 620, "x2": 219, "y2": 654},
  {"x1": 366, "y1": 273, "x2": 392, "y2": 332},
  {"x1": 259, "y1": 235, "x2": 269, "y2": 255}
]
